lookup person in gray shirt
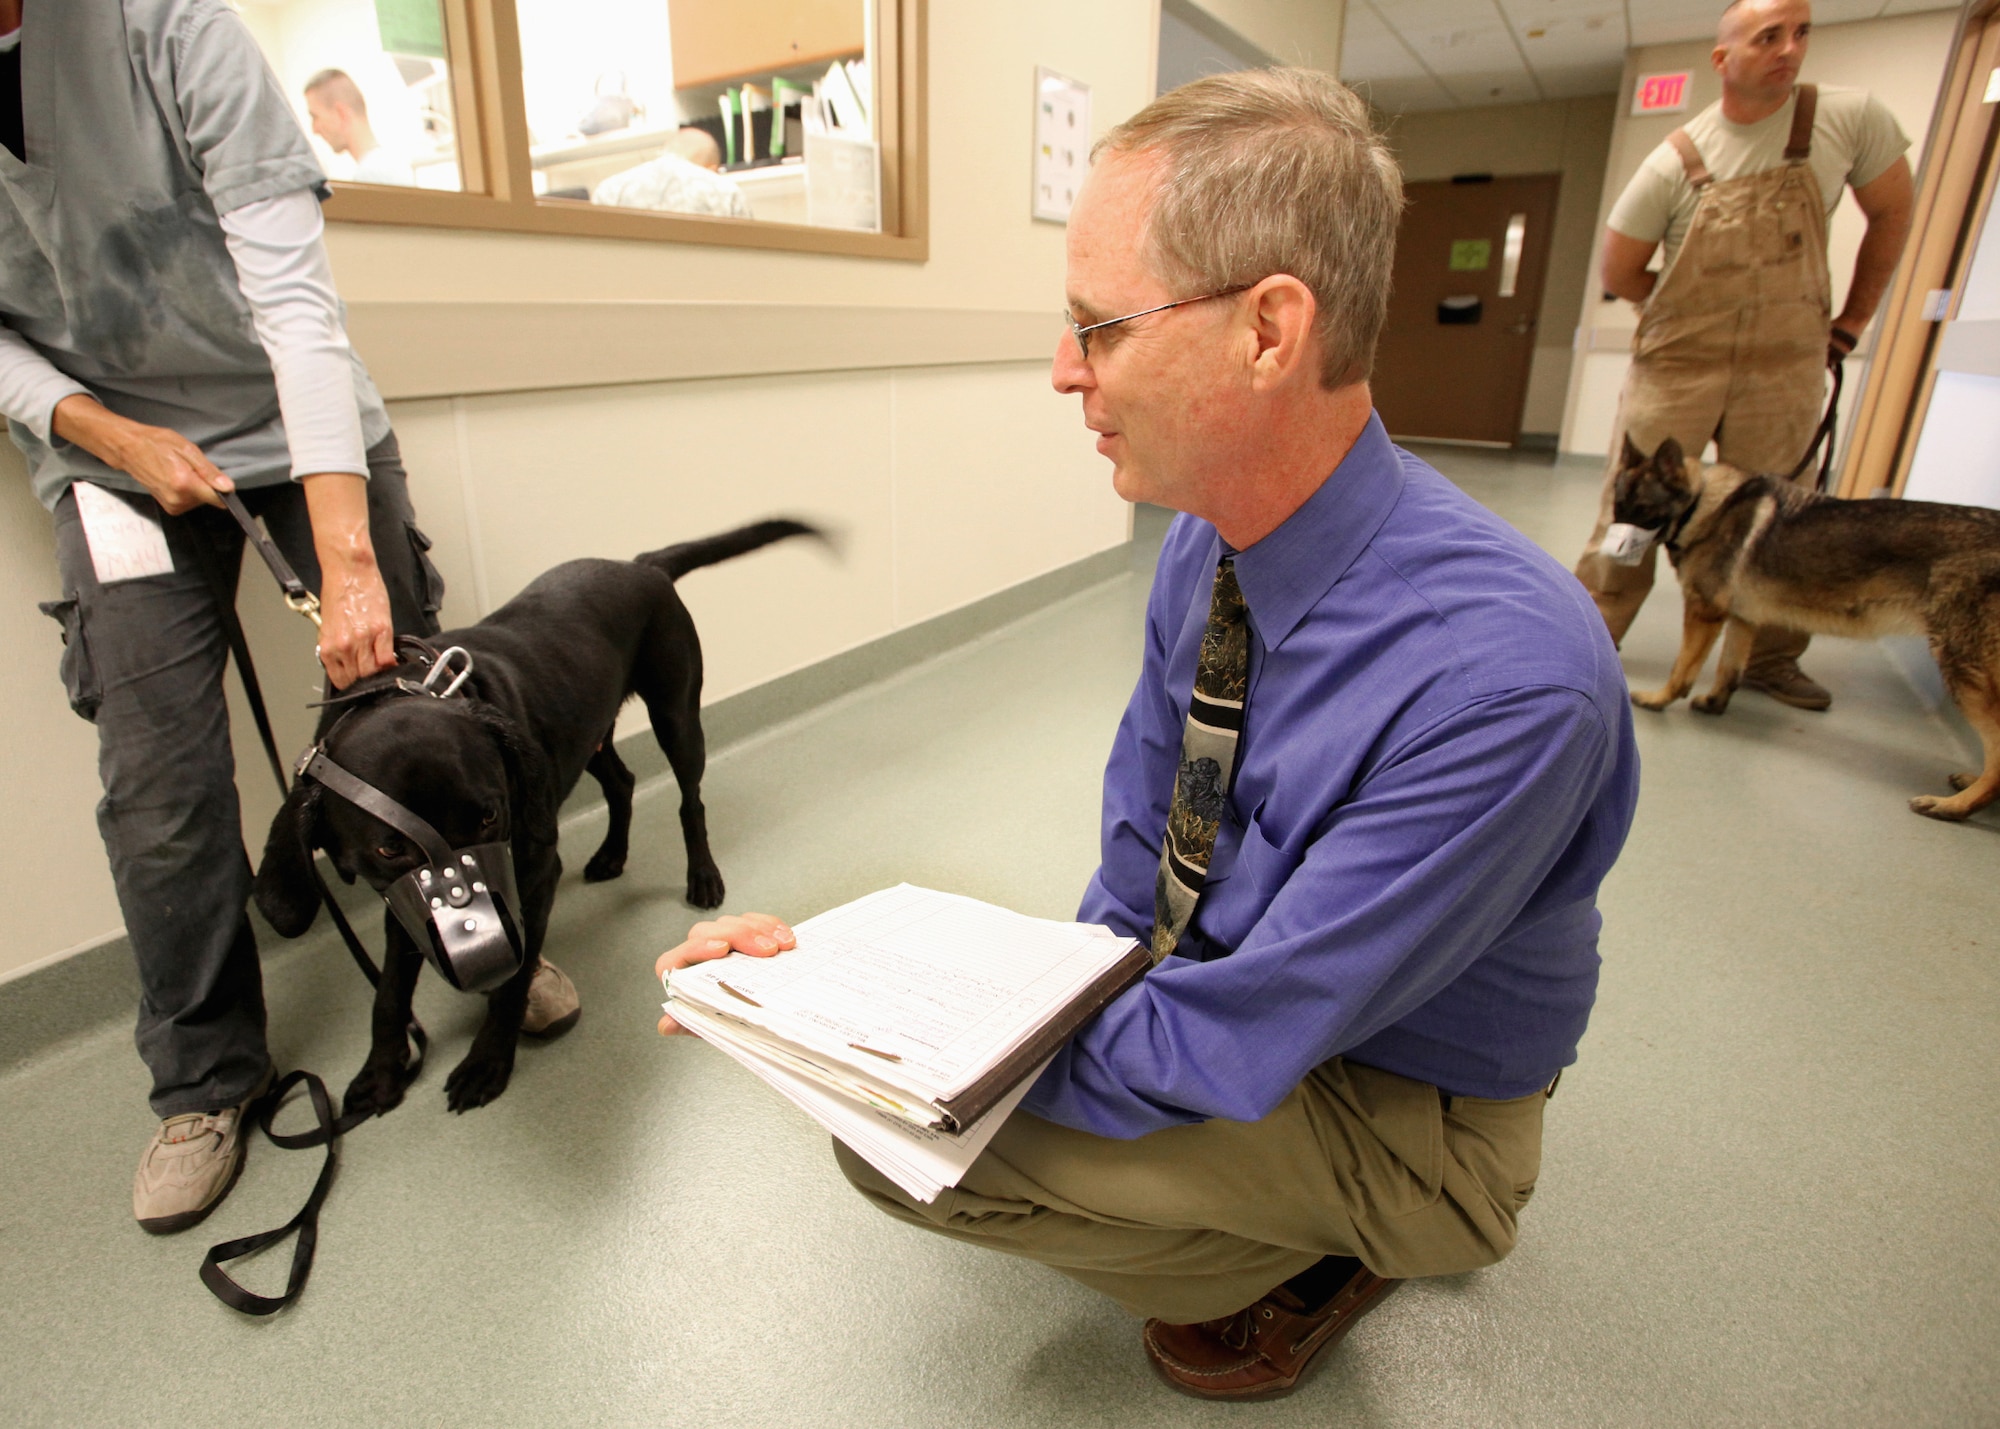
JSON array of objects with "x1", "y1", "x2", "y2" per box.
[{"x1": 0, "y1": 0, "x2": 573, "y2": 1233}]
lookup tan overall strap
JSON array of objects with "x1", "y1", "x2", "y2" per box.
[
  {"x1": 1784, "y1": 83, "x2": 1817, "y2": 161},
  {"x1": 1667, "y1": 129, "x2": 1712, "y2": 189}
]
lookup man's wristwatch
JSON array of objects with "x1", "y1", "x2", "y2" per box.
[{"x1": 1828, "y1": 325, "x2": 1860, "y2": 367}]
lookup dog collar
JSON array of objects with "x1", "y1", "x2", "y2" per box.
[{"x1": 1659, "y1": 499, "x2": 1698, "y2": 553}]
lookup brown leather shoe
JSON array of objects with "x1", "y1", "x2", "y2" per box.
[
  {"x1": 1142, "y1": 1266, "x2": 1398, "y2": 1400},
  {"x1": 1741, "y1": 660, "x2": 1832, "y2": 711}
]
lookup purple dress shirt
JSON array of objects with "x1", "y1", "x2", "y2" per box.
[{"x1": 1022, "y1": 414, "x2": 1640, "y2": 1138}]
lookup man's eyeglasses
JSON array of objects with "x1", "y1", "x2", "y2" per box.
[{"x1": 1063, "y1": 285, "x2": 1253, "y2": 362}]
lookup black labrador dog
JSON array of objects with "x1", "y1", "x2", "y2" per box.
[{"x1": 254, "y1": 518, "x2": 820, "y2": 1115}]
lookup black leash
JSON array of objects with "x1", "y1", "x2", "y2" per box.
[
  {"x1": 180, "y1": 490, "x2": 427, "y2": 1315},
  {"x1": 1786, "y1": 358, "x2": 1844, "y2": 493}
]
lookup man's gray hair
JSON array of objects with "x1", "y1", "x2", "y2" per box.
[{"x1": 1095, "y1": 68, "x2": 1403, "y2": 389}]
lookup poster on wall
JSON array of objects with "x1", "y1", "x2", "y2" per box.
[{"x1": 1033, "y1": 67, "x2": 1090, "y2": 224}]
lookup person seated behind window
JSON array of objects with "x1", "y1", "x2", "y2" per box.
[
  {"x1": 593, "y1": 127, "x2": 751, "y2": 219},
  {"x1": 303, "y1": 67, "x2": 415, "y2": 188}
]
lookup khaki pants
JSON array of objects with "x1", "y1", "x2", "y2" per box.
[{"x1": 835, "y1": 1059, "x2": 1547, "y2": 1324}]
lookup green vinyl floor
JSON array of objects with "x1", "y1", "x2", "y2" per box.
[{"x1": 1, "y1": 445, "x2": 1995, "y2": 1427}]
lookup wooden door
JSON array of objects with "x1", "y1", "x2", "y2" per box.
[
  {"x1": 1371, "y1": 175, "x2": 1560, "y2": 445},
  {"x1": 1838, "y1": 3, "x2": 2000, "y2": 498}
]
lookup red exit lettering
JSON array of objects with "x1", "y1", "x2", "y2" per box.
[{"x1": 1634, "y1": 72, "x2": 1690, "y2": 114}]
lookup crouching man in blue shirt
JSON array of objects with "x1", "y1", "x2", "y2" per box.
[{"x1": 656, "y1": 68, "x2": 1639, "y2": 1401}]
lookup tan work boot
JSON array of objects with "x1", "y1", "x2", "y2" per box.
[
  {"x1": 1741, "y1": 658, "x2": 1832, "y2": 711},
  {"x1": 132, "y1": 1076, "x2": 267, "y2": 1235},
  {"x1": 522, "y1": 959, "x2": 580, "y2": 1037}
]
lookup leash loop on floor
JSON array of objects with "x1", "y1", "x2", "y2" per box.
[{"x1": 196, "y1": 1070, "x2": 337, "y2": 1316}]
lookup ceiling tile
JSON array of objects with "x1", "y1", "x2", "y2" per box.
[
  {"x1": 1503, "y1": 2, "x2": 1626, "y2": 64},
  {"x1": 1438, "y1": 68, "x2": 1546, "y2": 106},
  {"x1": 1352, "y1": 73, "x2": 1461, "y2": 111},
  {"x1": 1626, "y1": 1, "x2": 1732, "y2": 46},
  {"x1": 1385, "y1": 5, "x2": 1536, "y2": 84},
  {"x1": 1341, "y1": 3, "x2": 1434, "y2": 81}
]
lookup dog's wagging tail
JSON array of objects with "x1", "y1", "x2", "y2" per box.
[{"x1": 645, "y1": 518, "x2": 826, "y2": 580}]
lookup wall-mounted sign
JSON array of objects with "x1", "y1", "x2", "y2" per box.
[
  {"x1": 1449, "y1": 239, "x2": 1492, "y2": 272},
  {"x1": 1033, "y1": 67, "x2": 1090, "y2": 224},
  {"x1": 1632, "y1": 71, "x2": 1691, "y2": 116}
]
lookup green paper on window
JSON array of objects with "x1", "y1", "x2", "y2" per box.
[
  {"x1": 1449, "y1": 240, "x2": 1492, "y2": 272},
  {"x1": 375, "y1": 0, "x2": 446, "y2": 59}
]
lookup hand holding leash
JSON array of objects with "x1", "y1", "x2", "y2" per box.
[{"x1": 50, "y1": 395, "x2": 234, "y2": 515}]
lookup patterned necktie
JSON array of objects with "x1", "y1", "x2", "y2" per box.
[{"x1": 1152, "y1": 555, "x2": 1249, "y2": 963}]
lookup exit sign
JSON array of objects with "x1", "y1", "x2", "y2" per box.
[{"x1": 1633, "y1": 71, "x2": 1691, "y2": 116}]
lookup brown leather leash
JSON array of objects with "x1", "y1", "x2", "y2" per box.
[
  {"x1": 1787, "y1": 355, "x2": 1845, "y2": 493},
  {"x1": 180, "y1": 490, "x2": 428, "y2": 1315}
]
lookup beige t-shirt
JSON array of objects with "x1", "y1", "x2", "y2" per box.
[{"x1": 1607, "y1": 84, "x2": 1909, "y2": 270}]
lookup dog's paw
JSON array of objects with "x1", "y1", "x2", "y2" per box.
[
  {"x1": 1629, "y1": 689, "x2": 1674, "y2": 711},
  {"x1": 444, "y1": 1048, "x2": 515, "y2": 1113},
  {"x1": 1909, "y1": 794, "x2": 1972, "y2": 821},
  {"x1": 343, "y1": 1056, "x2": 413, "y2": 1121},
  {"x1": 1691, "y1": 692, "x2": 1732, "y2": 715},
  {"x1": 583, "y1": 847, "x2": 628, "y2": 882},
  {"x1": 1949, "y1": 772, "x2": 1976, "y2": 792},
  {"x1": 686, "y1": 863, "x2": 725, "y2": 910}
]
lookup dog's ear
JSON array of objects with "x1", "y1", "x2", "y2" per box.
[
  {"x1": 1621, "y1": 432, "x2": 1648, "y2": 470},
  {"x1": 254, "y1": 782, "x2": 325, "y2": 937},
  {"x1": 470, "y1": 703, "x2": 560, "y2": 851},
  {"x1": 1652, "y1": 435, "x2": 1687, "y2": 483}
]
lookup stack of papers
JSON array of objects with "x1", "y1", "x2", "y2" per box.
[{"x1": 663, "y1": 884, "x2": 1148, "y2": 1202}]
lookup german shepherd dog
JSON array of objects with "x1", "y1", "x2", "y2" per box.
[{"x1": 1611, "y1": 435, "x2": 2000, "y2": 820}]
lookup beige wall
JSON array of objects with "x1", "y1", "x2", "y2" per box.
[
  {"x1": 0, "y1": 0, "x2": 1164, "y2": 981},
  {"x1": 1385, "y1": 94, "x2": 1617, "y2": 437},
  {"x1": 1558, "y1": 9, "x2": 1959, "y2": 456}
]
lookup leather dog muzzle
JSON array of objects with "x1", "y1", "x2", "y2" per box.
[
  {"x1": 381, "y1": 841, "x2": 522, "y2": 993},
  {"x1": 298, "y1": 746, "x2": 527, "y2": 994}
]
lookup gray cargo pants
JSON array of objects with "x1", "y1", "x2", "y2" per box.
[{"x1": 41, "y1": 435, "x2": 443, "y2": 1116}]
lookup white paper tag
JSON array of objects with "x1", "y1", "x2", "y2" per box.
[
  {"x1": 73, "y1": 482, "x2": 173, "y2": 585},
  {"x1": 1598, "y1": 522, "x2": 1656, "y2": 567}
]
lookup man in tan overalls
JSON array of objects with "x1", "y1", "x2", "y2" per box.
[{"x1": 1576, "y1": 0, "x2": 1914, "y2": 709}]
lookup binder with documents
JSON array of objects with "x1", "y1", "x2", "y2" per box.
[{"x1": 661, "y1": 884, "x2": 1150, "y2": 1199}]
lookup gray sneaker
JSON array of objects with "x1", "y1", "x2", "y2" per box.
[
  {"x1": 522, "y1": 960, "x2": 581, "y2": 1038},
  {"x1": 132, "y1": 1080, "x2": 265, "y2": 1235}
]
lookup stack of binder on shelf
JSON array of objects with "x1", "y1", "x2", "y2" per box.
[{"x1": 663, "y1": 884, "x2": 1150, "y2": 1202}]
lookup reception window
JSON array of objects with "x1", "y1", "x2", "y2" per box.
[
  {"x1": 238, "y1": 0, "x2": 927, "y2": 259},
  {"x1": 241, "y1": 0, "x2": 468, "y2": 191}
]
